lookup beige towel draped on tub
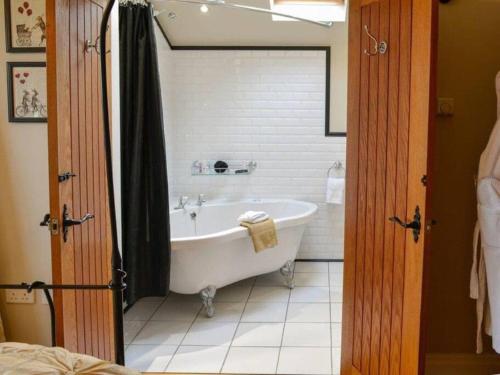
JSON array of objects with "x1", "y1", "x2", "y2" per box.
[{"x1": 241, "y1": 219, "x2": 278, "y2": 252}]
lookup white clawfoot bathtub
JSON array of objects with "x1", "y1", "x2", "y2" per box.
[{"x1": 169, "y1": 198, "x2": 317, "y2": 315}]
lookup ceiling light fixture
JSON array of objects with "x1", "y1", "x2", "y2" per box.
[
  {"x1": 153, "y1": 0, "x2": 334, "y2": 28},
  {"x1": 200, "y1": 4, "x2": 209, "y2": 12}
]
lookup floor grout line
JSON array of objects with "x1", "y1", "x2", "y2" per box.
[
  {"x1": 275, "y1": 260, "x2": 294, "y2": 375},
  {"x1": 219, "y1": 276, "x2": 257, "y2": 373},
  {"x1": 131, "y1": 319, "x2": 337, "y2": 324},
  {"x1": 123, "y1": 320, "x2": 147, "y2": 348},
  {"x1": 162, "y1": 296, "x2": 204, "y2": 372},
  {"x1": 125, "y1": 262, "x2": 344, "y2": 374},
  {"x1": 126, "y1": 344, "x2": 342, "y2": 349},
  {"x1": 328, "y1": 264, "x2": 333, "y2": 375},
  {"x1": 125, "y1": 298, "x2": 167, "y2": 350}
]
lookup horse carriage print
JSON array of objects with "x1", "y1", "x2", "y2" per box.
[
  {"x1": 15, "y1": 24, "x2": 33, "y2": 47},
  {"x1": 5, "y1": 0, "x2": 46, "y2": 52}
]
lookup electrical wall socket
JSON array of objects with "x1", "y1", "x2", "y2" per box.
[
  {"x1": 437, "y1": 97, "x2": 455, "y2": 116},
  {"x1": 5, "y1": 289, "x2": 35, "y2": 304}
]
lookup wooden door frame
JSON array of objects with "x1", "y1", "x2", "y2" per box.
[
  {"x1": 147, "y1": 1, "x2": 439, "y2": 369},
  {"x1": 341, "y1": 0, "x2": 438, "y2": 374},
  {"x1": 46, "y1": 0, "x2": 437, "y2": 371},
  {"x1": 143, "y1": 1, "x2": 439, "y2": 374}
]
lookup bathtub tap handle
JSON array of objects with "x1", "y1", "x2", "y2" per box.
[
  {"x1": 197, "y1": 194, "x2": 207, "y2": 206},
  {"x1": 174, "y1": 196, "x2": 189, "y2": 210}
]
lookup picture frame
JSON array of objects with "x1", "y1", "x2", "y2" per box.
[
  {"x1": 4, "y1": 0, "x2": 46, "y2": 53},
  {"x1": 7, "y1": 62, "x2": 47, "y2": 123}
]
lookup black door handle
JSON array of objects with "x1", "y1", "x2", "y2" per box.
[
  {"x1": 389, "y1": 206, "x2": 421, "y2": 243},
  {"x1": 63, "y1": 213, "x2": 94, "y2": 227},
  {"x1": 389, "y1": 216, "x2": 420, "y2": 230},
  {"x1": 62, "y1": 204, "x2": 94, "y2": 242}
]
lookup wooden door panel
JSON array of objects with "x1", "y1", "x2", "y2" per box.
[
  {"x1": 343, "y1": 0, "x2": 436, "y2": 374},
  {"x1": 369, "y1": 0, "x2": 389, "y2": 373},
  {"x1": 47, "y1": 0, "x2": 114, "y2": 361},
  {"x1": 401, "y1": 0, "x2": 438, "y2": 372},
  {"x1": 352, "y1": 5, "x2": 371, "y2": 368},
  {"x1": 362, "y1": 4, "x2": 380, "y2": 374},
  {"x1": 379, "y1": 0, "x2": 401, "y2": 372}
]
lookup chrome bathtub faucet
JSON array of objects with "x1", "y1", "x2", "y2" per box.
[
  {"x1": 174, "y1": 195, "x2": 189, "y2": 210},
  {"x1": 196, "y1": 194, "x2": 207, "y2": 206}
]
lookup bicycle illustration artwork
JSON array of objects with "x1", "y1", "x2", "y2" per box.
[
  {"x1": 16, "y1": 89, "x2": 47, "y2": 118},
  {"x1": 7, "y1": 62, "x2": 47, "y2": 123}
]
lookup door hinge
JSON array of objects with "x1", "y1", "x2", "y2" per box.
[
  {"x1": 40, "y1": 213, "x2": 59, "y2": 235},
  {"x1": 421, "y1": 175, "x2": 428, "y2": 186}
]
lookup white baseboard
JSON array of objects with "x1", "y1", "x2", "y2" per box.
[{"x1": 425, "y1": 353, "x2": 500, "y2": 375}]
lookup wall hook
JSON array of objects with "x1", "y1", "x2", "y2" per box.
[
  {"x1": 84, "y1": 25, "x2": 110, "y2": 55},
  {"x1": 84, "y1": 35, "x2": 111, "y2": 55},
  {"x1": 363, "y1": 25, "x2": 388, "y2": 56}
]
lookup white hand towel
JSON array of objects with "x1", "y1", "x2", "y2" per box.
[
  {"x1": 238, "y1": 211, "x2": 269, "y2": 224},
  {"x1": 326, "y1": 177, "x2": 345, "y2": 205}
]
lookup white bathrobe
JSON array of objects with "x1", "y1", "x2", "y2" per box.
[{"x1": 471, "y1": 71, "x2": 500, "y2": 353}]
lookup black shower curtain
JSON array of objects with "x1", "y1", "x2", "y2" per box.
[{"x1": 119, "y1": 2, "x2": 170, "y2": 306}]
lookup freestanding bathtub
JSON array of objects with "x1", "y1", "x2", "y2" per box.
[{"x1": 169, "y1": 198, "x2": 317, "y2": 316}]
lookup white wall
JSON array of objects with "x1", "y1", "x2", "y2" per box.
[
  {"x1": 158, "y1": 41, "x2": 346, "y2": 259},
  {"x1": 0, "y1": 0, "x2": 52, "y2": 345},
  {"x1": 156, "y1": 12, "x2": 349, "y2": 134}
]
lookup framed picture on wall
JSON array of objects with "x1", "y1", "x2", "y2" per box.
[
  {"x1": 6, "y1": 62, "x2": 47, "y2": 123},
  {"x1": 4, "y1": 0, "x2": 46, "y2": 53}
]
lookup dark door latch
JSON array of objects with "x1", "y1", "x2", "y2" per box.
[
  {"x1": 40, "y1": 213, "x2": 51, "y2": 227},
  {"x1": 62, "y1": 204, "x2": 94, "y2": 242},
  {"x1": 40, "y1": 213, "x2": 59, "y2": 235},
  {"x1": 389, "y1": 206, "x2": 421, "y2": 243},
  {"x1": 58, "y1": 172, "x2": 77, "y2": 182}
]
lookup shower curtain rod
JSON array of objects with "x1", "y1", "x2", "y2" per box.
[{"x1": 152, "y1": 0, "x2": 334, "y2": 28}]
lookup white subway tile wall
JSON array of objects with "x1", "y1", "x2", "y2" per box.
[{"x1": 158, "y1": 48, "x2": 346, "y2": 259}]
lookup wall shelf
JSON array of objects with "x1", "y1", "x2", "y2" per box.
[{"x1": 191, "y1": 160, "x2": 257, "y2": 176}]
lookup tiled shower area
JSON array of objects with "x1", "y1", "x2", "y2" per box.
[
  {"x1": 159, "y1": 46, "x2": 346, "y2": 261},
  {"x1": 125, "y1": 261, "x2": 343, "y2": 374}
]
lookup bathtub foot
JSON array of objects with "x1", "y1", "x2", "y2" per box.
[
  {"x1": 200, "y1": 285, "x2": 217, "y2": 318},
  {"x1": 280, "y1": 260, "x2": 295, "y2": 289}
]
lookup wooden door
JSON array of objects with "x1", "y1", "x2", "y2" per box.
[
  {"x1": 46, "y1": 0, "x2": 115, "y2": 361},
  {"x1": 342, "y1": 0, "x2": 437, "y2": 374}
]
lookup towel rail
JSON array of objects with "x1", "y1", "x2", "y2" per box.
[{"x1": 327, "y1": 161, "x2": 344, "y2": 177}]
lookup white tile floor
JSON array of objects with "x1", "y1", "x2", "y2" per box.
[{"x1": 125, "y1": 261, "x2": 343, "y2": 374}]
